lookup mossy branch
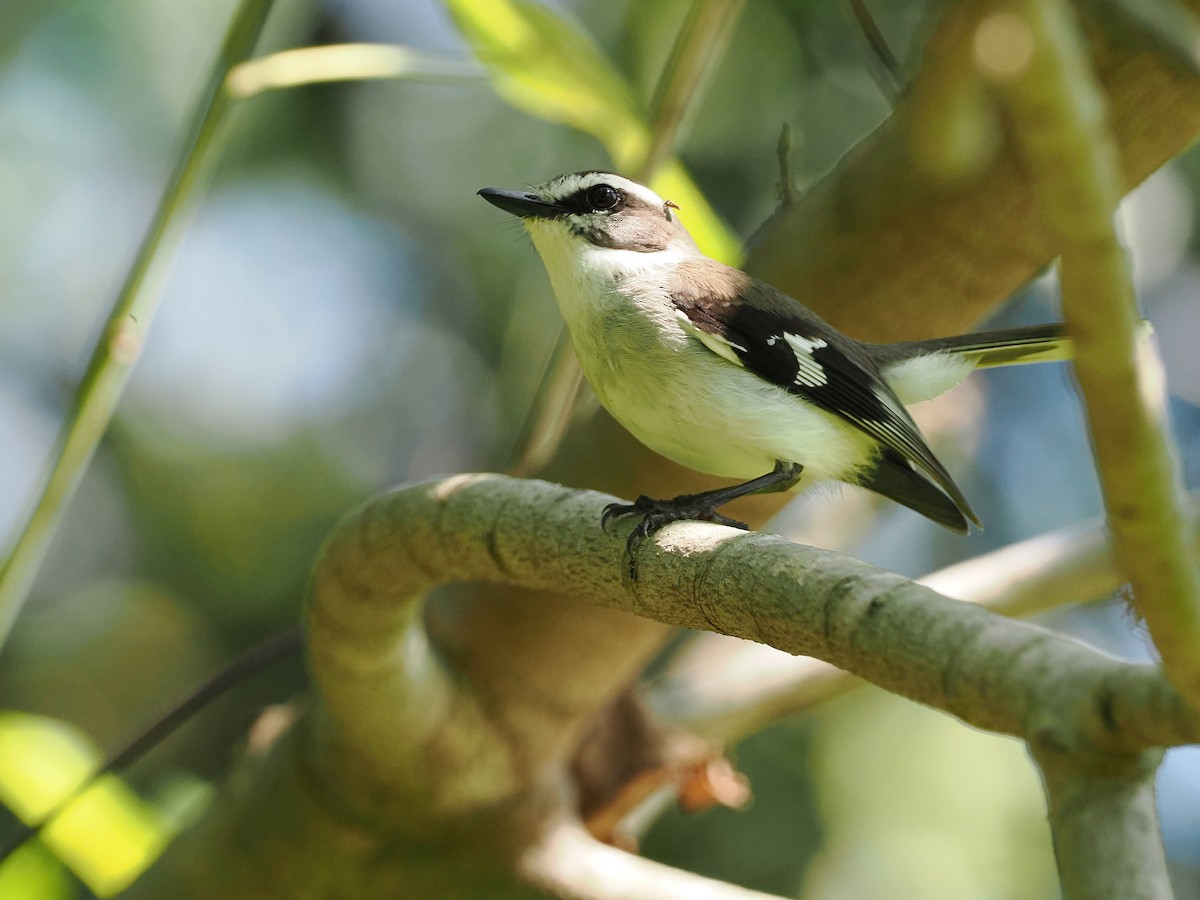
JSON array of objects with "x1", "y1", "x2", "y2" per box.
[
  {"x1": 132, "y1": 474, "x2": 1199, "y2": 896},
  {"x1": 309, "y1": 475, "x2": 1198, "y2": 806},
  {"x1": 650, "y1": 500, "x2": 1200, "y2": 743}
]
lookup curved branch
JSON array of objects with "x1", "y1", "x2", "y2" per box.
[
  {"x1": 127, "y1": 475, "x2": 1198, "y2": 898},
  {"x1": 308, "y1": 475, "x2": 1200, "y2": 822},
  {"x1": 307, "y1": 475, "x2": 671, "y2": 828}
]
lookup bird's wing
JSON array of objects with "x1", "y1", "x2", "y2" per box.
[{"x1": 668, "y1": 259, "x2": 979, "y2": 530}]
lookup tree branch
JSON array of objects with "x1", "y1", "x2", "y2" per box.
[
  {"x1": 519, "y1": 822, "x2": 787, "y2": 900},
  {"x1": 309, "y1": 476, "x2": 1199, "y2": 772},
  {"x1": 129, "y1": 475, "x2": 1199, "y2": 896},
  {"x1": 746, "y1": 0, "x2": 1200, "y2": 341},
  {"x1": 650, "y1": 501, "x2": 1200, "y2": 743},
  {"x1": 1031, "y1": 742, "x2": 1171, "y2": 899}
]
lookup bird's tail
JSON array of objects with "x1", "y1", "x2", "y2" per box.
[
  {"x1": 885, "y1": 320, "x2": 1153, "y2": 369},
  {"x1": 887, "y1": 323, "x2": 1070, "y2": 368}
]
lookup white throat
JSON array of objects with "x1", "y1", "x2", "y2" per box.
[{"x1": 526, "y1": 219, "x2": 698, "y2": 327}]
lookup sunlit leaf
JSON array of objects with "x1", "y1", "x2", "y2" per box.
[
  {"x1": 225, "y1": 44, "x2": 484, "y2": 98},
  {"x1": 0, "y1": 712, "x2": 177, "y2": 896},
  {"x1": 0, "y1": 843, "x2": 73, "y2": 900},
  {"x1": 447, "y1": 0, "x2": 741, "y2": 263},
  {"x1": 652, "y1": 162, "x2": 742, "y2": 265},
  {"x1": 446, "y1": 0, "x2": 643, "y2": 159}
]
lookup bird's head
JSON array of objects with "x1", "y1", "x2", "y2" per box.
[{"x1": 478, "y1": 171, "x2": 699, "y2": 266}]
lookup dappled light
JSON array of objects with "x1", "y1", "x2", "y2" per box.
[{"x1": 2, "y1": 1, "x2": 1200, "y2": 898}]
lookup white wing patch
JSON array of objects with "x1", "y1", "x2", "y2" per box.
[
  {"x1": 783, "y1": 333, "x2": 829, "y2": 387},
  {"x1": 676, "y1": 311, "x2": 746, "y2": 367}
]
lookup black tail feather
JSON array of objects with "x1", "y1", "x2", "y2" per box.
[{"x1": 856, "y1": 448, "x2": 975, "y2": 534}]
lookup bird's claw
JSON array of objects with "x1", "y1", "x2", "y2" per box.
[
  {"x1": 601, "y1": 496, "x2": 654, "y2": 530},
  {"x1": 602, "y1": 494, "x2": 751, "y2": 580}
]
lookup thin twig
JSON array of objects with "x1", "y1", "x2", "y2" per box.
[
  {"x1": 0, "y1": 627, "x2": 302, "y2": 865},
  {"x1": 847, "y1": 0, "x2": 906, "y2": 99},
  {"x1": 775, "y1": 122, "x2": 798, "y2": 206},
  {"x1": 508, "y1": 0, "x2": 746, "y2": 476},
  {"x1": 639, "y1": 0, "x2": 748, "y2": 181},
  {"x1": 506, "y1": 324, "x2": 586, "y2": 476}
]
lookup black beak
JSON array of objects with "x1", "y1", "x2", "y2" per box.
[{"x1": 478, "y1": 187, "x2": 564, "y2": 219}]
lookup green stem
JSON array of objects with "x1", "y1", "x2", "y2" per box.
[
  {"x1": 225, "y1": 43, "x2": 482, "y2": 98},
  {"x1": 637, "y1": 0, "x2": 747, "y2": 182},
  {"x1": 997, "y1": 0, "x2": 1200, "y2": 707},
  {"x1": 0, "y1": 0, "x2": 276, "y2": 653}
]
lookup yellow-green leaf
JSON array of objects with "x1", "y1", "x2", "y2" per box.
[
  {"x1": 446, "y1": 0, "x2": 642, "y2": 159},
  {"x1": 652, "y1": 162, "x2": 742, "y2": 265},
  {"x1": 0, "y1": 712, "x2": 177, "y2": 896},
  {"x1": 447, "y1": 0, "x2": 741, "y2": 263}
]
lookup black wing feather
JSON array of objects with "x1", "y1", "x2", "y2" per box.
[{"x1": 670, "y1": 262, "x2": 980, "y2": 529}]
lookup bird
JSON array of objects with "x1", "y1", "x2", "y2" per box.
[{"x1": 479, "y1": 171, "x2": 1071, "y2": 572}]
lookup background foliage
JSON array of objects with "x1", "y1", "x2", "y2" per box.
[{"x1": 2, "y1": 0, "x2": 1199, "y2": 896}]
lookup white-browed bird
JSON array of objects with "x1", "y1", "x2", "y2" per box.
[{"x1": 480, "y1": 171, "x2": 1069, "y2": 567}]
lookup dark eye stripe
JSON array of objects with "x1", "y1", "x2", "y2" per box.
[{"x1": 559, "y1": 184, "x2": 625, "y2": 214}]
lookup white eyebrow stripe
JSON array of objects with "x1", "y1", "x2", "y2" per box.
[
  {"x1": 552, "y1": 172, "x2": 666, "y2": 208},
  {"x1": 616, "y1": 178, "x2": 668, "y2": 208}
]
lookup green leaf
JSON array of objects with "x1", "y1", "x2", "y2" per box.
[
  {"x1": 651, "y1": 162, "x2": 742, "y2": 265},
  {"x1": 446, "y1": 0, "x2": 644, "y2": 161},
  {"x1": 447, "y1": 0, "x2": 741, "y2": 263},
  {"x1": 0, "y1": 713, "x2": 177, "y2": 896},
  {"x1": 1084, "y1": 0, "x2": 1200, "y2": 77}
]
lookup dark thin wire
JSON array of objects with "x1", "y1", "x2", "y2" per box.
[
  {"x1": 0, "y1": 625, "x2": 303, "y2": 864},
  {"x1": 847, "y1": 0, "x2": 905, "y2": 99}
]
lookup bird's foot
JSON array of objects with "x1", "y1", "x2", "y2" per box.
[{"x1": 602, "y1": 493, "x2": 749, "y2": 579}]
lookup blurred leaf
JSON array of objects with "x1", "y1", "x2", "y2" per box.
[
  {"x1": 1084, "y1": 0, "x2": 1200, "y2": 77},
  {"x1": 651, "y1": 161, "x2": 741, "y2": 264},
  {"x1": 0, "y1": 712, "x2": 176, "y2": 896},
  {"x1": 446, "y1": 0, "x2": 644, "y2": 157},
  {"x1": 0, "y1": 842, "x2": 73, "y2": 900},
  {"x1": 446, "y1": 0, "x2": 741, "y2": 263}
]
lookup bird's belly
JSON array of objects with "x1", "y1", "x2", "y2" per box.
[{"x1": 581, "y1": 339, "x2": 874, "y2": 485}]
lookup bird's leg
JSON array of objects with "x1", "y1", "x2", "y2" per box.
[{"x1": 602, "y1": 461, "x2": 803, "y2": 578}]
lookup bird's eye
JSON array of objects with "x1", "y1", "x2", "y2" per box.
[{"x1": 586, "y1": 184, "x2": 620, "y2": 211}]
